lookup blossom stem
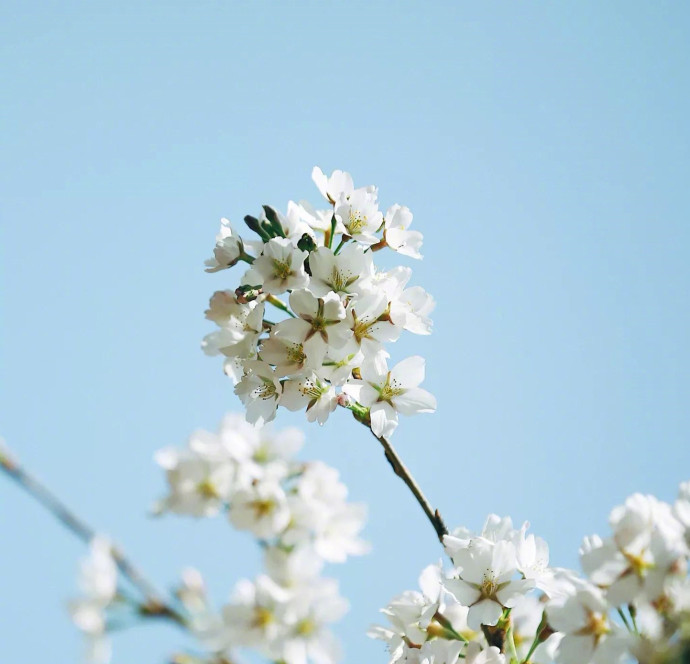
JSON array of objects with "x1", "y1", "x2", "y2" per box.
[
  {"x1": 506, "y1": 626, "x2": 519, "y2": 663},
  {"x1": 617, "y1": 607, "x2": 632, "y2": 632},
  {"x1": 521, "y1": 634, "x2": 541, "y2": 663},
  {"x1": 265, "y1": 293, "x2": 296, "y2": 318},
  {"x1": 333, "y1": 237, "x2": 347, "y2": 255},
  {"x1": 350, "y1": 415, "x2": 448, "y2": 541},
  {"x1": 370, "y1": 236, "x2": 388, "y2": 252},
  {"x1": 434, "y1": 611, "x2": 469, "y2": 643},
  {"x1": 327, "y1": 214, "x2": 336, "y2": 249},
  {"x1": 521, "y1": 611, "x2": 552, "y2": 663},
  {"x1": 628, "y1": 604, "x2": 639, "y2": 635},
  {"x1": 0, "y1": 442, "x2": 186, "y2": 626}
]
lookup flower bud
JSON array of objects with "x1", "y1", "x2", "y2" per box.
[{"x1": 235, "y1": 284, "x2": 263, "y2": 303}]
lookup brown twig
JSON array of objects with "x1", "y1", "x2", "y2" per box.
[
  {"x1": 344, "y1": 404, "x2": 448, "y2": 541},
  {"x1": 371, "y1": 429, "x2": 449, "y2": 542}
]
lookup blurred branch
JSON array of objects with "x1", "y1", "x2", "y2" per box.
[{"x1": 0, "y1": 440, "x2": 185, "y2": 626}]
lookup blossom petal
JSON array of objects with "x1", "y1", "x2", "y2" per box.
[
  {"x1": 370, "y1": 402, "x2": 398, "y2": 438},
  {"x1": 390, "y1": 356, "x2": 425, "y2": 388},
  {"x1": 392, "y1": 387, "x2": 437, "y2": 415},
  {"x1": 467, "y1": 598, "x2": 503, "y2": 630}
]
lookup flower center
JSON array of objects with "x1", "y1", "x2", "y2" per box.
[
  {"x1": 272, "y1": 258, "x2": 293, "y2": 280},
  {"x1": 328, "y1": 266, "x2": 357, "y2": 293},
  {"x1": 253, "y1": 446, "x2": 269, "y2": 463},
  {"x1": 251, "y1": 606, "x2": 274, "y2": 629},
  {"x1": 580, "y1": 612, "x2": 610, "y2": 638},
  {"x1": 480, "y1": 575, "x2": 499, "y2": 598},
  {"x1": 196, "y1": 479, "x2": 218, "y2": 499},
  {"x1": 347, "y1": 208, "x2": 367, "y2": 235},
  {"x1": 296, "y1": 618, "x2": 317, "y2": 636},
  {"x1": 379, "y1": 375, "x2": 405, "y2": 402},
  {"x1": 253, "y1": 379, "x2": 278, "y2": 401},
  {"x1": 311, "y1": 316, "x2": 327, "y2": 331},
  {"x1": 352, "y1": 315, "x2": 376, "y2": 343},
  {"x1": 623, "y1": 550, "x2": 655, "y2": 577},
  {"x1": 250, "y1": 499, "x2": 276, "y2": 519},
  {"x1": 286, "y1": 343, "x2": 306, "y2": 365},
  {"x1": 299, "y1": 378, "x2": 327, "y2": 400}
]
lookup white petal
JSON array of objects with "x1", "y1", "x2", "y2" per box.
[
  {"x1": 467, "y1": 599, "x2": 503, "y2": 630},
  {"x1": 444, "y1": 578, "x2": 482, "y2": 607},
  {"x1": 392, "y1": 387, "x2": 437, "y2": 415},
  {"x1": 390, "y1": 356, "x2": 425, "y2": 388},
  {"x1": 289, "y1": 289, "x2": 319, "y2": 318},
  {"x1": 556, "y1": 635, "x2": 594, "y2": 664},
  {"x1": 370, "y1": 402, "x2": 398, "y2": 438}
]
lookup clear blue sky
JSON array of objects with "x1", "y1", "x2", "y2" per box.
[{"x1": 1, "y1": 2, "x2": 689, "y2": 662}]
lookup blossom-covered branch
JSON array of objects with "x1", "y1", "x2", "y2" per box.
[
  {"x1": 203, "y1": 166, "x2": 445, "y2": 544},
  {"x1": 370, "y1": 482, "x2": 690, "y2": 664}
]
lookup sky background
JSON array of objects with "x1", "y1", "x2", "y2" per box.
[{"x1": 1, "y1": 2, "x2": 689, "y2": 662}]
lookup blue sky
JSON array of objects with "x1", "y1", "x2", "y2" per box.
[{"x1": 1, "y1": 2, "x2": 689, "y2": 662}]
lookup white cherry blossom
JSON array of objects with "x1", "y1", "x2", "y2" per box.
[
  {"x1": 345, "y1": 290, "x2": 402, "y2": 357},
  {"x1": 279, "y1": 578, "x2": 349, "y2": 664},
  {"x1": 444, "y1": 537, "x2": 534, "y2": 630},
  {"x1": 343, "y1": 356, "x2": 436, "y2": 438},
  {"x1": 154, "y1": 440, "x2": 235, "y2": 517},
  {"x1": 260, "y1": 334, "x2": 314, "y2": 377},
  {"x1": 390, "y1": 284, "x2": 435, "y2": 336},
  {"x1": 235, "y1": 359, "x2": 283, "y2": 425},
  {"x1": 274, "y1": 290, "x2": 352, "y2": 359},
  {"x1": 223, "y1": 575, "x2": 291, "y2": 654},
  {"x1": 334, "y1": 188, "x2": 382, "y2": 246},
  {"x1": 228, "y1": 479, "x2": 291, "y2": 538},
  {"x1": 581, "y1": 493, "x2": 687, "y2": 607},
  {"x1": 205, "y1": 218, "x2": 244, "y2": 272},
  {"x1": 385, "y1": 204, "x2": 423, "y2": 259},
  {"x1": 252, "y1": 237, "x2": 309, "y2": 294},
  {"x1": 311, "y1": 166, "x2": 355, "y2": 204},
  {"x1": 281, "y1": 371, "x2": 339, "y2": 425},
  {"x1": 308, "y1": 243, "x2": 374, "y2": 297},
  {"x1": 548, "y1": 584, "x2": 628, "y2": 664},
  {"x1": 202, "y1": 294, "x2": 264, "y2": 359}
]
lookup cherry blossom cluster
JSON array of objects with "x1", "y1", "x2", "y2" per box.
[
  {"x1": 174, "y1": 555, "x2": 351, "y2": 664},
  {"x1": 154, "y1": 413, "x2": 369, "y2": 664},
  {"x1": 202, "y1": 167, "x2": 436, "y2": 437},
  {"x1": 369, "y1": 481, "x2": 690, "y2": 664}
]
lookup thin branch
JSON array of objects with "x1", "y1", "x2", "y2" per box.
[
  {"x1": 0, "y1": 442, "x2": 185, "y2": 625},
  {"x1": 365, "y1": 427, "x2": 449, "y2": 542}
]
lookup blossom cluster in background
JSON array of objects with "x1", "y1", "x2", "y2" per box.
[
  {"x1": 370, "y1": 481, "x2": 690, "y2": 664},
  {"x1": 202, "y1": 167, "x2": 436, "y2": 438},
  {"x1": 159, "y1": 413, "x2": 369, "y2": 664},
  {"x1": 69, "y1": 414, "x2": 369, "y2": 664}
]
